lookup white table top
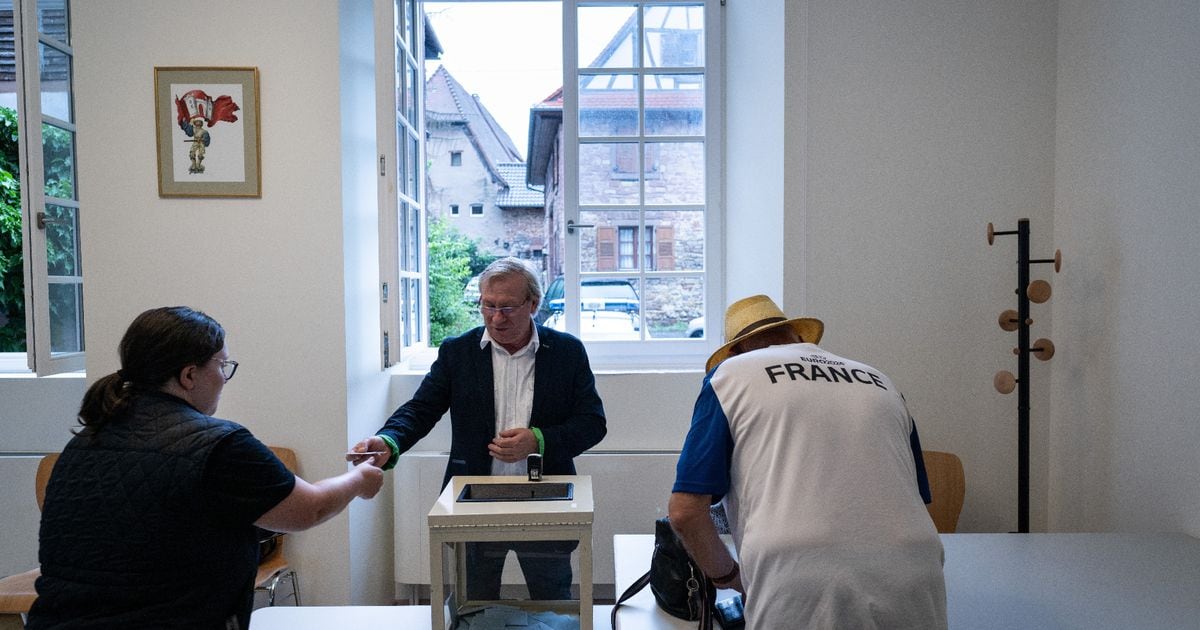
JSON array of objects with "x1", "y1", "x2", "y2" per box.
[
  {"x1": 612, "y1": 534, "x2": 738, "y2": 630},
  {"x1": 613, "y1": 532, "x2": 1200, "y2": 630},
  {"x1": 250, "y1": 605, "x2": 614, "y2": 629},
  {"x1": 942, "y1": 532, "x2": 1200, "y2": 629},
  {"x1": 428, "y1": 475, "x2": 594, "y2": 529}
]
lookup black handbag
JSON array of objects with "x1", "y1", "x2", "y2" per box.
[{"x1": 612, "y1": 517, "x2": 716, "y2": 629}]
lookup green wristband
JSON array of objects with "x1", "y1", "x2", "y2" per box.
[
  {"x1": 378, "y1": 434, "x2": 400, "y2": 471},
  {"x1": 531, "y1": 427, "x2": 545, "y2": 456}
]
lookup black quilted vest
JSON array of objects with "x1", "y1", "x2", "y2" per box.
[{"x1": 28, "y1": 392, "x2": 255, "y2": 629}]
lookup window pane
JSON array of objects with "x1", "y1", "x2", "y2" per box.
[
  {"x1": 579, "y1": 142, "x2": 640, "y2": 205},
  {"x1": 645, "y1": 209, "x2": 703, "y2": 271},
  {"x1": 573, "y1": 275, "x2": 644, "y2": 342},
  {"x1": 37, "y1": 0, "x2": 68, "y2": 44},
  {"x1": 406, "y1": 60, "x2": 418, "y2": 123},
  {"x1": 645, "y1": 141, "x2": 703, "y2": 205},
  {"x1": 407, "y1": 277, "x2": 422, "y2": 342},
  {"x1": 42, "y1": 122, "x2": 74, "y2": 199},
  {"x1": 39, "y1": 42, "x2": 72, "y2": 122},
  {"x1": 407, "y1": 133, "x2": 419, "y2": 198},
  {"x1": 404, "y1": 0, "x2": 415, "y2": 48},
  {"x1": 645, "y1": 73, "x2": 703, "y2": 136},
  {"x1": 579, "y1": 5, "x2": 637, "y2": 69},
  {"x1": 400, "y1": 46, "x2": 410, "y2": 116},
  {"x1": 405, "y1": 202, "x2": 420, "y2": 271},
  {"x1": 644, "y1": 275, "x2": 704, "y2": 339},
  {"x1": 579, "y1": 74, "x2": 638, "y2": 137},
  {"x1": 580, "y1": 209, "x2": 639, "y2": 273},
  {"x1": 48, "y1": 280, "x2": 82, "y2": 354},
  {"x1": 42, "y1": 203, "x2": 78, "y2": 276},
  {"x1": 643, "y1": 4, "x2": 704, "y2": 68}
]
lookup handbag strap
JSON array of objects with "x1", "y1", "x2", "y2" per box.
[
  {"x1": 610, "y1": 569, "x2": 713, "y2": 630},
  {"x1": 610, "y1": 569, "x2": 651, "y2": 629}
]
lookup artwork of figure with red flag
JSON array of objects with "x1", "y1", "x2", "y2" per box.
[{"x1": 174, "y1": 89, "x2": 240, "y2": 174}]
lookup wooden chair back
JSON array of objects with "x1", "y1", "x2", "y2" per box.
[
  {"x1": 35, "y1": 452, "x2": 59, "y2": 512},
  {"x1": 922, "y1": 450, "x2": 965, "y2": 533}
]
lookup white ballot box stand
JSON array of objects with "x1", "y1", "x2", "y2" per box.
[{"x1": 427, "y1": 475, "x2": 594, "y2": 630}]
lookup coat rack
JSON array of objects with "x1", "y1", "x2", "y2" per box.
[{"x1": 987, "y1": 218, "x2": 1061, "y2": 533}]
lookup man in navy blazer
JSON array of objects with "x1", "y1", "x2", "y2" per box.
[{"x1": 352, "y1": 257, "x2": 607, "y2": 601}]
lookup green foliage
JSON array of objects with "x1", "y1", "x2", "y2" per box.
[
  {"x1": 427, "y1": 218, "x2": 478, "y2": 345},
  {"x1": 0, "y1": 106, "x2": 79, "y2": 351},
  {"x1": 0, "y1": 107, "x2": 25, "y2": 351}
]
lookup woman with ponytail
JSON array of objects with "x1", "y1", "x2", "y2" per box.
[{"x1": 29, "y1": 307, "x2": 384, "y2": 630}]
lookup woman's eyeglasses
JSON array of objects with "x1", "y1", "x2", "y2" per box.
[{"x1": 212, "y1": 358, "x2": 239, "y2": 382}]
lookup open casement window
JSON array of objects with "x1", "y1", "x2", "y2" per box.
[
  {"x1": 562, "y1": 0, "x2": 721, "y2": 368},
  {"x1": 383, "y1": 0, "x2": 721, "y2": 370},
  {"x1": 377, "y1": 0, "x2": 429, "y2": 367},
  {"x1": 0, "y1": 0, "x2": 84, "y2": 375}
]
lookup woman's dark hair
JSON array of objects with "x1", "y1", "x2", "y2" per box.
[{"x1": 77, "y1": 306, "x2": 225, "y2": 429}]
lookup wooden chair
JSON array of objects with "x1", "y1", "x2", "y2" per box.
[
  {"x1": 254, "y1": 446, "x2": 301, "y2": 606},
  {"x1": 922, "y1": 450, "x2": 965, "y2": 533},
  {"x1": 0, "y1": 453, "x2": 59, "y2": 628}
]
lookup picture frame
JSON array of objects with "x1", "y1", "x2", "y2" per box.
[{"x1": 154, "y1": 66, "x2": 261, "y2": 198}]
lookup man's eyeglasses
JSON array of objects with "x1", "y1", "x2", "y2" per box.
[
  {"x1": 212, "y1": 358, "x2": 239, "y2": 382},
  {"x1": 479, "y1": 299, "x2": 529, "y2": 317}
]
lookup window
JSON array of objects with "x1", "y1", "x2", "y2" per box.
[
  {"x1": 386, "y1": 1, "x2": 720, "y2": 368},
  {"x1": 377, "y1": 0, "x2": 427, "y2": 367},
  {"x1": 568, "y1": 1, "x2": 718, "y2": 365},
  {"x1": 0, "y1": 0, "x2": 84, "y2": 375},
  {"x1": 598, "y1": 224, "x2": 672, "y2": 271}
]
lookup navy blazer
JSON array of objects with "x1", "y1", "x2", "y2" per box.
[{"x1": 378, "y1": 325, "x2": 607, "y2": 487}]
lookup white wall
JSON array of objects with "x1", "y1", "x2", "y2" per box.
[
  {"x1": 71, "y1": 0, "x2": 358, "y2": 605},
  {"x1": 1050, "y1": 0, "x2": 1200, "y2": 534},
  {"x1": 784, "y1": 0, "x2": 1059, "y2": 531}
]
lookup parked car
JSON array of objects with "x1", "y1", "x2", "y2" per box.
[
  {"x1": 535, "y1": 276, "x2": 641, "y2": 324},
  {"x1": 545, "y1": 310, "x2": 642, "y2": 341},
  {"x1": 536, "y1": 275, "x2": 644, "y2": 340},
  {"x1": 686, "y1": 316, "x2": 705, "y2": 338}
]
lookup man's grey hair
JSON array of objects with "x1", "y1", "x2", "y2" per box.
[{"x1": 479, "y1": 257, "x2": 543, "y2": 307}]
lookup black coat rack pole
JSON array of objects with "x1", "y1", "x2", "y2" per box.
[
  {"x1": 989, "y1": 218, "x2": 1060, "y2": 535},
  {"x1": 1016, "y1": 219, "x2": 1031, "y2": 534}
]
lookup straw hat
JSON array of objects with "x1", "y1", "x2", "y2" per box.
[{"x1": 706, "y1": 295, "x2": 824, "y2": 372}]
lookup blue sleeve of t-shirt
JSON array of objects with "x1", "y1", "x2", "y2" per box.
[
  {"x1": 910, "y1": 420, "x2": 932, "y2": 504},
  {"x1": 672, "y1": 374, "x2": 733, "y2": 501}
]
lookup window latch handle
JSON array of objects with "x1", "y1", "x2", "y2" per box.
[
  {"x1": 36, "y1": 212, "x2": 70, "y2": 230},
  {"x1": 566, "y1": 220, "x2": 595, "y2": 235}
]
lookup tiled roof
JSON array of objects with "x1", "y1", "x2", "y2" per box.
[
  {"x1": 495, "y1": 162, "x2": 543, "y2": 208},
  {"x1": 426, "y1": 65, "x2": 523, "y2": 166}
]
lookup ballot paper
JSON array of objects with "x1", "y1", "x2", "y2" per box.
[{"x1": 454, "y1": 605, "x2": 578, "y2": 630}]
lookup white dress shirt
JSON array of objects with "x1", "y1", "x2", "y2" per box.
[{"x1": 481, "y1": 323, "x2": 539, "y2": 476}]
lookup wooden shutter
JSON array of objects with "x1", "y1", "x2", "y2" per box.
[
  {"x1": 597, "y1": 226, "x2": 617, "y2": 271},
  {"x1": 656, "y1": 226, "x2": 675, "y2": 271}
]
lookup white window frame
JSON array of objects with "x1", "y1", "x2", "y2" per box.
[
  {"x1": 0, "y1": 0, "x2": 84, "y2": 375},
  {"x1": 383, "y1": 0, "x2": 722, "y2": 371},
  {"x1": 562, "y1": 0, "x2": 722, "y2": 370},
  {"x1": 376, "y1": 0, "x2": 429, "y2": 368}
]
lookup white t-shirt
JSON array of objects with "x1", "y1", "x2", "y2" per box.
[{"x1": 674, "y1": 343, "x2": 947, "y2": 629}]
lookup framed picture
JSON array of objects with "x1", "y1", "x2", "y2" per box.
[{"x1": 154, "y1": 67, "x2": 261, "y2": 198}]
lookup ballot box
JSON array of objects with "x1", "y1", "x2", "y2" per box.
[{"x1": 427, "y1": 475, "x2": 594, "y2": 630}]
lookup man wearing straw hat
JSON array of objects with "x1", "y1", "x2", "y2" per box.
[{"x1": 668, "y1": 295, "x2": 946, "y2": 629}]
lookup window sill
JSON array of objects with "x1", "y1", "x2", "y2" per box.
[{"x1": 385, "y1": 344, "x2": 708, "y2": 376}]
